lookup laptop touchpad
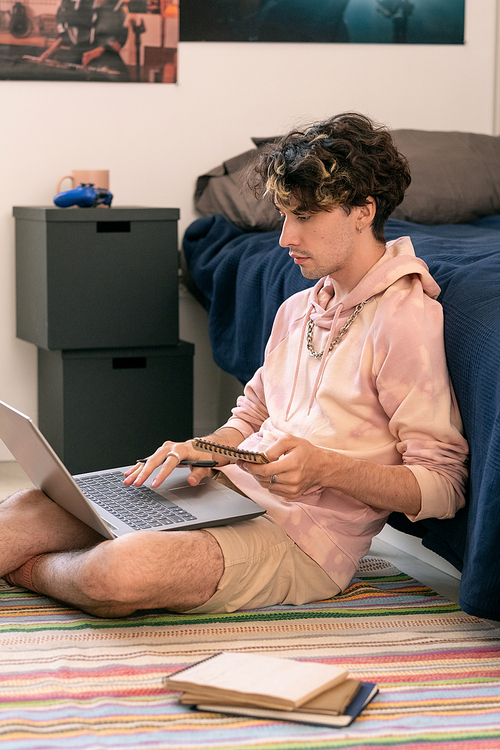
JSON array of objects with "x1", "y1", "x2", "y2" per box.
[
  {"x1": 148, "y1": 467, "x2": 192, "y2": 492},
  {"x1": 169, "y1": 484, "x2": 214, "y2": 501}
]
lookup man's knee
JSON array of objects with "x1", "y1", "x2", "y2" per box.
[
  {"x1": 2, "y1": 487, "x2": 104, "y2": 552},
  {"x1": 4, "y1": 488, "x2": 52, "y2": 512},
  {"x1": 2, "y1": 488, "x2": 64, "y2": 532}
]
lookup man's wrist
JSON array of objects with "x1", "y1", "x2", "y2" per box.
[
  {"x1": 192, "y1": 428, "x2": 245, "y2": 468},
  {"x1": 202, "y1": 427, "x2": 244, "y2": 447}
]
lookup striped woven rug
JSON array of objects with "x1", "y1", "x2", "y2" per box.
[{"x1": 1, "y1": 556, "x2": 499, "y2": 750}]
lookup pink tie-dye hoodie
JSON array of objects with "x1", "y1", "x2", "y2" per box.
[{"x1": 220, "y1": 237, "x2": 469, "y2": 591}]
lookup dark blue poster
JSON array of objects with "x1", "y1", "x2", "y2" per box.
[{"x1": 180, "y1": 0, "x2": 465, "y2": 44}]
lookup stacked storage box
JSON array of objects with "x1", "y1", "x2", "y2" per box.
[{"x1": 14, "y1": 206, "x2": 193, "y2": 474}]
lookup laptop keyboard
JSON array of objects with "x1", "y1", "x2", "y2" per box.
[{"x1": 74, "y1": 472, "x2": 197, "y2": 530}]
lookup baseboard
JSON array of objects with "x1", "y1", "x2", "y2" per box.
[{"x1": 375, "y1": 525, "x2": 462, "y2": 580}]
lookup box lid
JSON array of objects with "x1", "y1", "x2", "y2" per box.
[{"x1": 13, "y1": 206, "x2": 180, "y2": 222}]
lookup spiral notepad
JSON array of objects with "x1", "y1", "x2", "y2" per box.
[{"x1": 193, "y1": 439, "x2": 269, "y2": 464}]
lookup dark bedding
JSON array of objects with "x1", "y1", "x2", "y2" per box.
[{"x1": 182, "y1": 213, "x2": 500, "y2": 621}]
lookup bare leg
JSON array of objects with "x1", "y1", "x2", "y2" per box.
[
  {"x1": 0, "y1": 489, "x2": 104, "y2": 577},
  {"x1": 12, "y1": 527, "x2": 225, "y2": 617}
]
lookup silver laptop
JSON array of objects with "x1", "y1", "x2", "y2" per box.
[{"x1": 0, "y1": 401, "x2": 265, "y2": 539}]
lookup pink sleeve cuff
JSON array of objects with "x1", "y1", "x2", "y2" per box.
[{"x1": 405, "y1": 464, "x2": 465, "y2": 522}]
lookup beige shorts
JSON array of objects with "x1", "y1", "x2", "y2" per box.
[{"x1": 185, "y1": 513, "x2": 341, "y2": 615}]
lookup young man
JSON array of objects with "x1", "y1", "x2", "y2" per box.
[{"x1": 1, "y1": 113, "x2": 468, "y2": 617}]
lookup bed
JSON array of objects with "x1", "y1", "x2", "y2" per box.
[{"x1": 182, "y1": 127, "x2": 500, "y2": 623}]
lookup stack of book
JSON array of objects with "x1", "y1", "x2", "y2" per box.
[{"x1": 164, "y1": 651, "x2": 378, "y2": 727}]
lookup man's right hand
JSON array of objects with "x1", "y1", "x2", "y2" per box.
[{"x1": 123, "y1": 427, "x2": 244, "y2": 489}]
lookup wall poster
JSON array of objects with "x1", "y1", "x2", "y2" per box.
[
  {"x1": 180, "y1": 0, "x2": 465, "y2": 45},
  {"x1": 0, "y1": 0, "x2": 178, "y2": 81}
]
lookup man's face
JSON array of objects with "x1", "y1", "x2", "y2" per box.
[{"x1": 278, "y1": 204, "x2": 359, "y2": 281}]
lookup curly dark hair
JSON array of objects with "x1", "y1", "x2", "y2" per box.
[{"x1": 251, "y1": 112, "x2": 411, "y2": 243}]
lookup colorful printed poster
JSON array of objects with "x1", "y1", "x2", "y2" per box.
[{"x1": 0, "y1": 0, "x2": 178, "y2": 81}]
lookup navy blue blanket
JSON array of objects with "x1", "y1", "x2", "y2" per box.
[{"x1": 183, "y1": 213, "x2": 500, "y2": 621}]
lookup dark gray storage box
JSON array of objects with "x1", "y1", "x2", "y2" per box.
[
  {"x1": 14, "y1": 206, "x2": 180, "y2": 350},
  {"x1": 38, "y1": 342, "x2": 194, "y2": 474}
]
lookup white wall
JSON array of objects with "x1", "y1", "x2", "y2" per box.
[{"x1": 0, "y1": 0, "x2": 498, "y2": 459}]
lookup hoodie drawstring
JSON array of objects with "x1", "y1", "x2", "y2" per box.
[
  {"x1": 285, "y1": 303, "x2": 344, "y2": 421},
  {"x1": 284, "y1": 308, "x2": 311, "y2": 422},
  {"x1": 307, "y1": 305, "x2": 342, "y2": 414}
]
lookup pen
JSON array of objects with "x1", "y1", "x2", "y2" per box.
[{"x1": 136, "y1": 459, "x2": 217, "y2": 468}]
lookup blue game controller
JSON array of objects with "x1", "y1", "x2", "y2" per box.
[{"x1": 54, "y1": 183, "x2": 113, "y2": 208}]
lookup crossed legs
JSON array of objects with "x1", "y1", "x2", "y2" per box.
[{"x1": 1, "y1": 489, "x2": 224, "y2": 617}]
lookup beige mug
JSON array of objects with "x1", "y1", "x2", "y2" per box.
[{"x1": 57, "y1": 170, "x2": 110, "y2": 193}]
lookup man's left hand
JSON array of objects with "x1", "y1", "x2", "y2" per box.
[{"x1": 239, "y1": 434, "x2": 333, "y2": 499}]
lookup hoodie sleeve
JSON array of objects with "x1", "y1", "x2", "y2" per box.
[
  {"x1": 223, "y1": 365, "x2": 270, "y2": 439},
  {"x1": 373, "y1": 276, "x2": 469, "y2": 522}
]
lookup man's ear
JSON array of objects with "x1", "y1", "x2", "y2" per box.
[{"x1": 357, "y1": 197, "x2": 377, "y2": 230}]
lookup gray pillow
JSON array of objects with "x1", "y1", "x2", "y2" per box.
[
  {"x1": 194, "y1": 147, "x2": 282, "y2": 232},
  {"x1": 391, "y1": 130, "x2": 500, "y2": 225},
  {"x1": 194, "y1": 130, "x2": 500, "y2": 230}
]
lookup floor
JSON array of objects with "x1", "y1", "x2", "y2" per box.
[{"x1": 0, "y1": 461, "x2": 461, "y2": 604}]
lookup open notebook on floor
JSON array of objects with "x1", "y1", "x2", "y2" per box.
[{"x1": 0, "y1": 401, "x2": 265, "y2": 539}]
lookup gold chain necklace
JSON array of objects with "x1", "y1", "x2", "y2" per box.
[{"x1": 306, "y1": 299, "x2": 371, "y2": 359}]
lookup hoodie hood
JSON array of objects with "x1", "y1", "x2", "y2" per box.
[
  {"x1": 285, "y1": 236, "x2": 441, "y2": 419},
  {"x1": 308, "y1": 236, "x2": 441, "y2": 329}
]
